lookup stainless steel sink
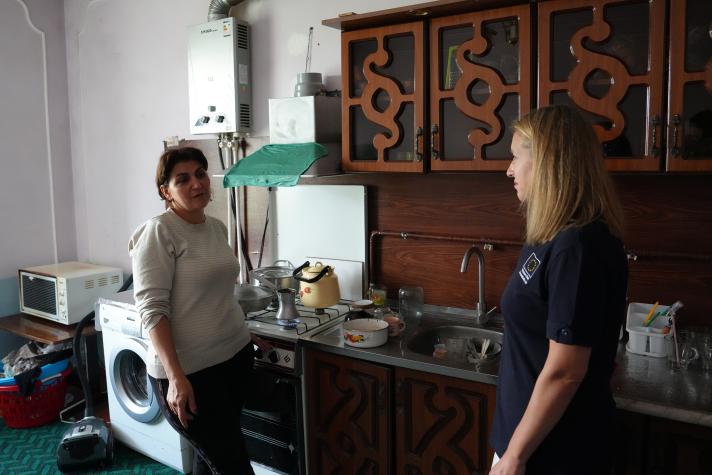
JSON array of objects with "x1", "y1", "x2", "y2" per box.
[{"x1": 407, "y1": 325, "x2": 503, "y2": 363}]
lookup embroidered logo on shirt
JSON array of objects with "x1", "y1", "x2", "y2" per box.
[{"x1": 518, "y1": 252, "x2": 541, "y2": 284}]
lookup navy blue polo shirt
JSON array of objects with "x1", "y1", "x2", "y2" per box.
[{"x1": 490, "y1": 221, "x2": 627, "y2": 474}]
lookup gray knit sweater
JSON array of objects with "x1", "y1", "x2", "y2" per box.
[{"x1": 128, "y1": 209, "x2": 251, "y2": 378}]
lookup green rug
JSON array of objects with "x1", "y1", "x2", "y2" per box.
[{"x1": 0, "y1": 419, "x2": 179, "y2": 474}]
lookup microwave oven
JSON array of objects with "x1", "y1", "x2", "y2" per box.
[{"x1": 19, "y1": 261, "x2": 124, "y2": 325}]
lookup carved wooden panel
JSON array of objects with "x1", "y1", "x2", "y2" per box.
[
  {"x1": 395, "y1": 367, "x2": 496, "y2": 474},
  {"x1": 305, "y1": 350, "x2": 391, "y2": 474},
  {"x1": 342, "y1": 22, "x2": 426, "y2": 172},
  {"x1": 538, "y1": 0, "x2": 665, "y2": 171},
  {"x1": 430, "y1": 5, "x2": 531, "y2": 171},
  {"x1": 666, "y1": 0, "x2": 712, "y2": 171}
]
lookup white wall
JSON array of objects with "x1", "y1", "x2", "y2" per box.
[
  {"x1": 0, "y1": 0, "x2": 74, "y2": 331},
  {"x1": 0, "y1": 0, "x2": 414, "y2": 308},
  {"x1": 62, "y1": 0, "x2": 414, "y2": 273}
]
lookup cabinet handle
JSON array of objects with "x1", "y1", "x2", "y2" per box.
[
  {"x1": 415, "y1": 127, "x2": 423, "y2": 162},
  {"x1": 430, "y1": 124, "x2": 439, "y2": 160},
  {"x1": 395, "y1": 380, "x2": 403, "y2": 414},
  {"x1": 671, "y1": 114, "x2": 681, "y2": 157},
  {"x1": 650, "y1": 116, "x2": 660, "y2": 157}
]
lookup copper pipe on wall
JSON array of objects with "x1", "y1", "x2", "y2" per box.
[
  {"x1": 624, "y1": 250, "x2": 712, "y2": 262},
  {"x1": 368, "y1": 230, "x2": 524, "y2": 283},
  {"x1": 368, "y1": 230, "x2": 712, "y2": 283}
]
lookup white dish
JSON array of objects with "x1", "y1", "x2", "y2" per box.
[{"x1": 342, "y1": 318, "x2": 388, "y2": 348}]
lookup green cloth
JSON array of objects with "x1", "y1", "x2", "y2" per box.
[{"x1": 222, "y1": 142, "x2": 328, "y2": 188}]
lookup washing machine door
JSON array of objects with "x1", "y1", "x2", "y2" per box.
[{"x1": 108, "y1": 336, "x2": 161, "y2": 423}]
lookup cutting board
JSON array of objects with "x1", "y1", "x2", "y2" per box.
[
  {"x1": 305, "y1": 257, "x2": 364, "y2": 301},
  {"x1": 270, "y1": 185, "x2": 367, "y2": 299}
]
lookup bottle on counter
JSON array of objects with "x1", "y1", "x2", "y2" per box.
[{"x1": 368, "y1": 283, "x2": 387, "y2": 307}]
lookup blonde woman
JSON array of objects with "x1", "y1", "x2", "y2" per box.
[{"x1": 489, "y1": 105, "x2": 628, "y2": 475}]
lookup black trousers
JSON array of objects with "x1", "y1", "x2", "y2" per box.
[{"x1": 149, "y1": 343, "x2": 255, "y2": 475}]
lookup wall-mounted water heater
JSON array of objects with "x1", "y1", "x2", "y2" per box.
[{"x1": 188, "y1": 17, "x2": 251, "y2": 135}]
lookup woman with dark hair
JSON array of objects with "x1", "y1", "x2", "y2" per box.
[
  {"x1": 489, "y1": 106, "x2": 628, "y2": 475},
  {"x1": 129, "y1": 146, "x2": 257, "y2": 474}
]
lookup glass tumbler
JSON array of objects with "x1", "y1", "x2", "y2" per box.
[
  {"x1": 399, "y1": 286, "x2": 424, "y2": 319},
  {"x1": 369, "y1": 284, "x2": 388, "y2": 307},
  {"x1": 700, "y1": 333, "x2": 712, "y2": 372},
  {"x1": 678, "y1": 330, "x2": 699, "y2": 370}
]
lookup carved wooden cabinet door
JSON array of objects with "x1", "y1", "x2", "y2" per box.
[
  {"x1": 538, "y1": 0, "x2": 666, "y2": 171},
  {"x1": 305, "y1": 350, "x2": 391, "y2": 474},
  {"x1": 429, "y1": 5, "x2": 531, "y2": 171},
  {"x1": 341, "y1": 22, "x2": 426, "y2": 172},
  {"x1": 395, "y1": 367, "x2": 496, "y2": 474},
  {"x1": 667, "y1": 0, "x2": 712, "y2": 171}
]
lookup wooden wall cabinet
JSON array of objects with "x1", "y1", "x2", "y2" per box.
[
  {"x1": 305, "y1": 350, "x2": 496, "y2": 474},
  {"x1": 666, "y1": 0, "x2": 712, "y2": 171},
  {"x1": 538, "y1": 0, "x2": 712, "y2": 172},
  {"x1": 340, "y1": 5, "x2": 531, "y2": 172}
]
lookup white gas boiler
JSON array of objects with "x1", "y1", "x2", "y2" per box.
[{"x1": 188, "y1": 17, "x2": 252, "y2": 135}]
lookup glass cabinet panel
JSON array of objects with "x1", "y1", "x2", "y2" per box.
[
  {"x1": 349, "y1": 39, "x2": 377, "y2": 99},
  {"x1": 684, "y1": 0, "x2": 712, "y2": 72},
  {"x1": 430, "y1": 6, "x2": 531, "y2": 171},
  {"x1": 342, "y1": 23, "x2": 425, "y2": 172},
  {"x1": 668, "y1": 0, "x2": 712, "y2": 170},
  {"x1": 682, "y1": 84, "x2": 712, "y2": 159},
  {"x1": 539, "y1": 0, "x2": 665, "y2": 171}
]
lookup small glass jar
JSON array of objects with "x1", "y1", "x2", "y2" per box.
[{"x1": 368, "y1": 284, "x2": 387, "y2": 307}]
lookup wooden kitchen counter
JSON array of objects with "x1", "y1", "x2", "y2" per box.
[{"x1": 0, "y1": 313, "x2": 95, "y2": 344}]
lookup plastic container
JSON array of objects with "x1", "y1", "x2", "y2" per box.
[
  {"x1": 0, "y1": 359, "x2": 72, "y2": 428},
  {"x1": 626, "y1": 302, "x2": 671, "y2": 357},
  {"x1": 0, "y1": 358, "x2": 69, "y2": 386}
]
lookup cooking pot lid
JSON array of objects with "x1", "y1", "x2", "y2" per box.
[
  {"x1": 234, "y1": 284, "x2": 273, "y2": 299},
  {"x1": 254, "y1": 267, "x2": 293, "y2": 278}
]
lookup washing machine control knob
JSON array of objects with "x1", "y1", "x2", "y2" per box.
[{"x1": 268, "y1": 349, "x2": 279, "y2": 364}]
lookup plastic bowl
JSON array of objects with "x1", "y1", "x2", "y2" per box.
[
  {"x1": 0, "y1": 358, "x2": 70, "y2": 386},
  {"x1": 342, "y1": 318, "x2": 389, "y2": 348}
]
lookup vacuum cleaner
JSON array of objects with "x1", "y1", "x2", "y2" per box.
[{"x1": 56, "y1": 275, "x2": 133, "y2": 472}]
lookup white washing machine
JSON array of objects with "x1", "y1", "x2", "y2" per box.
[{"x1": 97, "y1": 292, "x2": 193, "y2": 473}]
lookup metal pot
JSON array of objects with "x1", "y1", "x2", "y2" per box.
[
  {"x1": 250, "y1": 260, "x2": 298, "y2": 291},
  {"x1": 234, "y1": 283, "x2": 275, "y2": 313},
  {"x1": 293, "y1": 261, "x2": 340, "y2": 309}
]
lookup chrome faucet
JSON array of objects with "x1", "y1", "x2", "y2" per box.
[{"x1": 461, "y1": 245, "x2": 487, "y2": 325}]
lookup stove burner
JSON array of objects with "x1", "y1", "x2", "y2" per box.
[{"x1": 276, "y1": 319, "x2": 300, "y2": 328}]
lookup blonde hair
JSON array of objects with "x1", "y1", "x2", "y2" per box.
[{"x1": 512, "y1": 105, "x2": 625, "y2": 244}]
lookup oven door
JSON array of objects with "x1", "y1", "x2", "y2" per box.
[{"x1": 242, "y1": 367, "x2": 305, "y2": 475}]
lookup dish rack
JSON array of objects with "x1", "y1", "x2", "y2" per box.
[{"x1": 626, "y1": 302, "x2": 671, "y2": 358}]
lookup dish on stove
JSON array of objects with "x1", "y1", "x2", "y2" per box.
[{"x1": 342, "y1": 318, "x2": 388, "y2": 348}]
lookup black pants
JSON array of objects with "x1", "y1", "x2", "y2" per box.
[{"x1": 150, "y1": 343, "x2": 255, "y2": 475}]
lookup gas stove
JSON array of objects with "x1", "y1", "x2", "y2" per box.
[{"x1": 245, "y1": 301, "x2": 351, "y2": 341}]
